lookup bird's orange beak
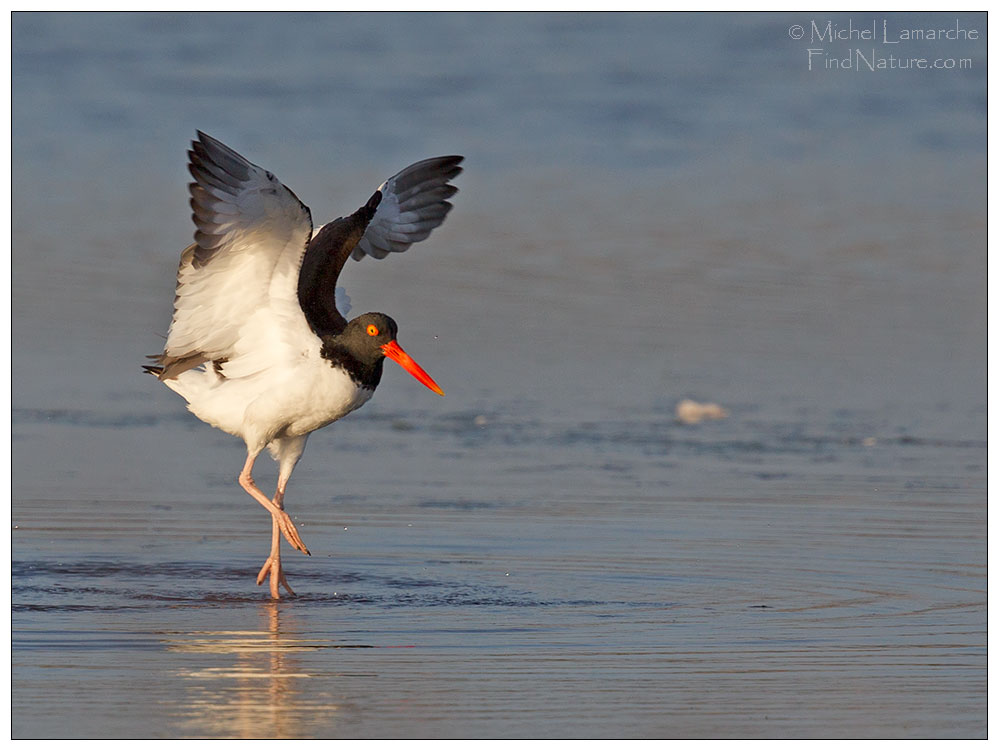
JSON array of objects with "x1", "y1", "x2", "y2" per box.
[{"x1": 381, "y1": 340, "x2": 444, "y2": 396}]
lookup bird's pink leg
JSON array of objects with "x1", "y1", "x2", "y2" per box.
[
  {"x1": 256, "y1": 484, "x2": 296, "y2": 598},
  {"x1": 238, "y1": 454, "x2": 310, "y2": 555}
]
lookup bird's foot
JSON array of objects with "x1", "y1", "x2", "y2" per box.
[
  {"x1": 257, "y1": 554, "x2": 296, "y2": 598},
  {"x1": 275, "y1": 510, "x2": 311, "y2": 556}
]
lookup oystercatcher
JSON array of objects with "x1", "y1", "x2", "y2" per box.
[{"x1": 145, "y1": 132, "x2": 462, "y2": 598}]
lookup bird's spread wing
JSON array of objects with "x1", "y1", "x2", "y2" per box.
[
  {"x1": 297, "y1": 155, "x2": 463, "y2": 337},
  {"x1": 154, "y1": 132, "x2": 315, "y2": 379},
  {"x1": 352, "y1": 155, "x2": 464, "y2": 260}
]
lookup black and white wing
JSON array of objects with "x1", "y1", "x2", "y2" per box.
[
  {"x1": 152, "y1": 131, "x2": 314, "y2": 379},
  {"x1": 352, "y1": 155, "x2": 464, "y2": 260},
  {"x1": 298, "y1": 155, "x2": 463, "y2": 338}
]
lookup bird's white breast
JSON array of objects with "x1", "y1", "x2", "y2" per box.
[
  {"x1": 166, "y1": 351, "x2": 374, "y2": 453},
  {"x1": 278, "y1": 360, "x2": 375, "y2": 437}
]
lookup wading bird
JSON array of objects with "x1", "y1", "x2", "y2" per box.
[{"x1": 145, "y1": 132, "x2": 462, "y2": 598}]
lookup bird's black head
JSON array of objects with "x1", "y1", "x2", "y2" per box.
[
  {"x1": 322, "y1": 312, "x2": 443, "y2": 395},
  {"x1": 338, "y1": 313, "x2": 399, "y2": 366}
]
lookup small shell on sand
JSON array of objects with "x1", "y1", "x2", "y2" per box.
[{"x1": 675, "y1": 399, "x2": 729, "y2": 425}]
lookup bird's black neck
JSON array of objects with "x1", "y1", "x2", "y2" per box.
[
  {"x1": 298, "y1": 191, "x2": 382, "y2": 338},
  {"x1": 320, "y1": 337, "x2": 384, "y2": 391}
]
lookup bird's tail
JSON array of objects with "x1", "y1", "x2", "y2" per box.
[{"x1": 142, "y1": 351, "x2": 209, "y2": 380}]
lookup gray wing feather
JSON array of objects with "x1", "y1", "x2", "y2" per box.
[
  {"x1": 186, "y1": 132, "x2": 297, "y2": 263},
  {"x1": 352, "y1": 155, "x2": 463, "y2": 261},
  {"x1": 156, "y1": 131, "x2": 315, "y2": 373}
]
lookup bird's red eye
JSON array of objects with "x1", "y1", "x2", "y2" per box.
[{"x1": 366, "y1": 324, "x2": 379, "y2": 336}]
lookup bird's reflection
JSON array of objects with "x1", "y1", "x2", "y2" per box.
[{"x1": 164, "y1": 600, "x2": 340, "y2": 738}]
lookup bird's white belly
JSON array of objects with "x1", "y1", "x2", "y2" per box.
[
  {"x1": 171, "y1": 360, "x2": 373, "y2": 450},
  {"x1": 277, "y1": 363, "x2": 375, "y2": 437}
]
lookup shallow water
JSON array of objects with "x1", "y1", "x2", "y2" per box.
[{"x1": 12, "y1": 12, "x2": 987, "y2": 738}]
